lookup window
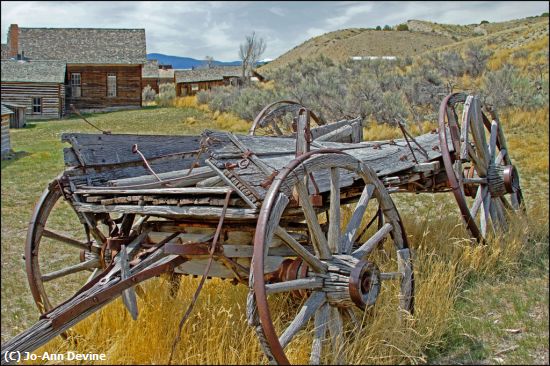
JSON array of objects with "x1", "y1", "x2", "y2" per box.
[
  {"x1": 107, "y1": 73, "x2": 117, "y2": 97},
  {"x1": 191, "y1": 84, "x2": 199, "y2": 91},
  {"x1": 70, "y1": 73, "x2": 81, "y2": 98},
  {"x1": 32, "y1": 97, "x2": 42, "y2": 114}
]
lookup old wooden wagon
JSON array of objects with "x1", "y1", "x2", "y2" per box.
[{"x1": 1, "y1": 93, "x2": 523, "y2": 365}]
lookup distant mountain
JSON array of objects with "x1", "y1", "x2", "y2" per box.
[{"x1": 147, "y1": 53, "x2": 241, "y2": 69}]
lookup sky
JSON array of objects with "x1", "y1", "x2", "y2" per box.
[{"x1": 1, "y1": 1, "x2": 548, "y2": 61}]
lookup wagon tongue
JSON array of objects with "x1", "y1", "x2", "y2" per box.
[{"x1": 0, "y1": 233, "x2": 184, "y2": 363}]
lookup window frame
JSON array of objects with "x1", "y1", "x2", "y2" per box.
[
  {"x1": 32, "y1": 97, "x2": 42, "y2": 114},
  {"x1": 191, "y1": 83, "x2": 199, "y2": 91},
  {"x1": 107, "y1": 73, "x2": 117, "y2": 97},
  {"x1": 70, "y1": 73, "x2": 81, "y2": 98}
]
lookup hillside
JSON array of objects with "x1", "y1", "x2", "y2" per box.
[
  {"x1": 260, "y1": 28, "x2": 453, "y2": 71},
  {"x1": 260, "y1": 15, "x2": 548, "y2": 72}
]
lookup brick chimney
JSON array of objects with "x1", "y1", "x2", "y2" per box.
[{"x1": 8, "y1": 24, "x2": 19, "y2": 58}]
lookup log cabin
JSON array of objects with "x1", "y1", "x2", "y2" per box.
[
  {"x1": 175, "y1": 67, "x2": 242, "y2": 96},
  {"x1": 3, "y1": 24, "x2": 147, "y2": 115},
  {"x1": 1, "y1": 60, "x2": 66, "y2": 120},
  {"x1": 1, "y1": 104, "x2": 13, "y2": 158}
]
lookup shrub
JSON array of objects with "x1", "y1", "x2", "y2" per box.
[
  {"x1": 155, "y1": 83, "x2": 176, "y2": 107},
  {"x1": 196, "y1": 90, "x2": 211, "y2": 105},
  {"x1": 480, "y1": 20, "x2": 489, "y2": 24},
  {"x1": 383, "y1": 25, "x2": 392, "y2": 31},
  {"x1": 464, "y1": 43, "x2": 493, "y2": 77},
  {"x1": 142, "y1": 85, "x2": 156, "y2": 103},
  {"x1": 396, "y1": 23, "x2": 409, "y2": 31},
  {"x1": 482, "y1": 63, "x2": 547, "y2": 110},
  {"x1": 541, "y1": 12, "x2": 549, "y2": 17}
]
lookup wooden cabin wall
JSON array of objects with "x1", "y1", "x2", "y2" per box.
[
  {"x1": 141, "y1": 78, "x2": 159, "y2": 94},
  {"x1": 66, "y1": 65, "x2": 142, "y2": 110},
  {"x1": 1, "y1": 114, "x2": 11, "y2": 158},
  {"x1": 177, "y1": 80, "x2": 225, "y2": 96},
  {"x1": 0, "y1": 82, "x2": 64, "y2": 119}
]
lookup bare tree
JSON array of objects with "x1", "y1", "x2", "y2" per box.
[
  {"x1": 204, "y1": 55, "x2": 214, "y2": 69},
  {"x1": 239, "y1": 32, "x2": 266, "y2": 81}
]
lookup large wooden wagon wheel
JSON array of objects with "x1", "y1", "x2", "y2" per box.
[
  {"x1": 249, "y1": 100, "x2": 324, "y2": 136},
  {"x1": 249, "y1": 151, "x2": 414, "y2": 364},
  {"x1": 25, "y1": 180, "x2": 111, "y2": 313},
  {"x1": 438, "y1": 93, "x2": 524, "y2": 242}
]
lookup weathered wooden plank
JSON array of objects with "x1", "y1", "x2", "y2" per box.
[
  {"x1": 73, "y1": 202, "x2": 258, "y2": 220},
  {"x1": 75, "y1": 187, "x2": 233, "y2": 195},
  {"x1": 61, "y1": 133, "x2": 203, "y2": 167}
]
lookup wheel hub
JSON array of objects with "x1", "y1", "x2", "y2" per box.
[
  {"x1": 487, "y1": 164, "x2": 517, "y2": 197},
  {"x1": 323, "y1": 255, "x2": 381, "y2": 309},
  {"x1": 503, "y1": 165, "x2": 519, "y2": 194}
]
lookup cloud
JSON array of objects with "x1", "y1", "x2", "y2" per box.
[{"x1": 1, "y1": 1, "x2": 548, "y2": 61}]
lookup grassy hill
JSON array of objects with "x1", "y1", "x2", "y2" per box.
[{"x1": 260, "y1": 15, "x2": 549, "y2": 72}]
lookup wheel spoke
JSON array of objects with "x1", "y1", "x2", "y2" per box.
[
  {"x1": 460, "y1": 96, "x2": 473, "y2": 160},
  {"x1": 309, "y1": 303, "x2": 329, "y2": 365},
  {"x1": 295, "y1": 180, "x2": 332, "y2": 260},
  {"x1": 467, "y1": 144, "x2": 486, "y2": 177},
  {"x1": 328, "y1": 168, "x2": 341, "y2": 254},
  {"x1": 380, "y1": 272, "x2": 403, "y2": 281},
  {"x1": 265, "y1": 277, "x2": 323, "y2": 295},
  {"x1": 480, "y1": 191, "x2": 491, "y2": 237},
  {"x1": 275, "y1": 226, "x2": 328, "y2": 273},
  {"x1": 41, "y1": 259, "x2": 99, "y2": 282},
  {"x1": 469, "y1": 97, "x2": 490, "y2": 170},
  {"x1": 42, "y1": 228, "x2": 91, "y2": 251},
  {"x1": 279, "y1": 291, "x2": 326, "y2": 349},
  {"x1": 488, "y1": 120, "x2": 499, "y2": 163},
  {"x1": 352, "y1": 223, "x2": 393, "y2": 259},
  {"x1": 495, "y1": 149, "x2": 507, "y2": 165},
  {"x1": 342, "y1": 184, "x2": 375, "y2": 254},
  {"x1": 328, "y1": 307, "x2": 345, "y2": 365},
  {"x1": 469, "y1": 185, "x2": 486, "y2": 218}
]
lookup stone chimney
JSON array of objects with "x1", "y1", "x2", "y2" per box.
[{"x1": 8, "y1": 24, "x2": 19, "y2": 58}]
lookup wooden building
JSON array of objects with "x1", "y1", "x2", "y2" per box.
[
  {"x1": 175, "y1": 67, "x2": 242, "y2": 96},
  {"x1": 1, "y1": 60, "x2": 66, "y2": 120},
  {"x1": 2, "y1": 102, "x2": 27, "y2": 128},
  {"x1": 1, "y1": 104, "x2": 13, "y2": 159},
  {"x1": 142, "y1": 60, "x2": 160, "y2": 93},
  {"x1": 4, "y1": 25, "x2": 147, "y2": 114},
  {"x1": 159, "y1": 68, "x2": 175, "y2": 85}
]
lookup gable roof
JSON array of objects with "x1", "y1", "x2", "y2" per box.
[
  {"x1": 1, "y1": 104, "x2": 14, "y2": 115},
  {"x1": 142, "y1": 60, "x2": 159, "y2": 78},
  {"x1": 1, "y1": 60, "x2": 66, "y2": 83},
  {"x1": 175, "y1": 66, "x2": 242, "y2": 83},
  {"x1": 17, "y1": 27, "x2": 146, "y2": 64}
]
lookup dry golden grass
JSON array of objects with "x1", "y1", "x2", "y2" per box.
[
  {"x1": 174, "y1": 96, "x2": 251, "y2": 133},
  {"x1": 26, "y1": 106, "x2": 548, "y2": 364}
]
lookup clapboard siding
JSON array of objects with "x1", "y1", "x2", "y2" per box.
[
  {"x1": 1, "y1": 115, "x2": 10, "y2": 158},
  {"x1": 66, "y1": 65, "x2": 142, "y2": 110},
  {"x1": 0, "y1": 82, "x2": 64, "y2": 119}
]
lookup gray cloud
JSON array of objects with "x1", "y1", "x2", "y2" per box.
[{"x1": 1, "y1": 1, "x2": 548, "y2": 61}]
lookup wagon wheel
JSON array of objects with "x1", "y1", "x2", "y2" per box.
[
  {"x1": 249, "y1": 151, "x2": 414, "y2": 364},
  {"x1": 249, "y1": 100, "x2": 324, "y2": 137},
  {"x1": 438, "y1": 93, "x2": 524, "y2": 242},
  {"x1": 25, "y1": 180, "x2": 111, "y2": 313}
]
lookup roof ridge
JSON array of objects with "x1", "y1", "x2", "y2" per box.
[{"x1": 20, "y1": 27, "x2": 145, "y2": 31}]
